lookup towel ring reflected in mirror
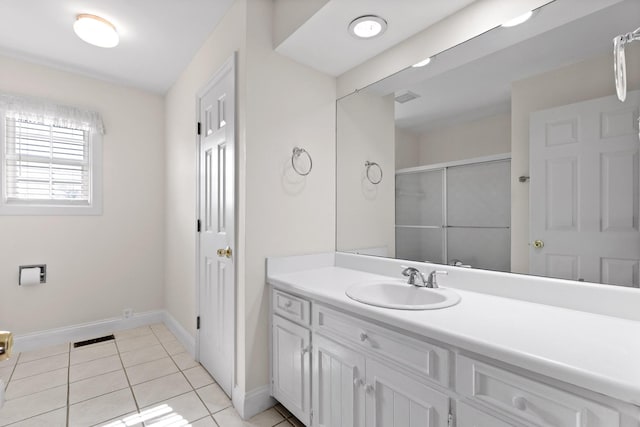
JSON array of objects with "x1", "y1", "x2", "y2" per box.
[
  {"x1": 365, "y1": 161, "x2": 383, "y2": 184},
  {"x1": 292, "y1": 146, "x2": 312, "y2": 176}
]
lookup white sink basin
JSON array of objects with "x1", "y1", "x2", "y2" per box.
[{"x1": 345, "y1": 280, "x2": 461, "y2": 310}]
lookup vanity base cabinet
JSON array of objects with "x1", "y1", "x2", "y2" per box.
[
  {"x1": 312, "y1": 333, "x2": 450, "y2": 427},
  {"x1": 365, "y1": 358, "x2": 450, "y2": 427},
  {"x1": 313, "y1": 334, "x2": 366, "y2": 427},
  {"x1": 270, "y1": 287, "x2": 634, "y2": 427},
  {"x1": 271, "y1": 315, "x2": 311, "y2": 425},
  {"x1": 456, "y1": 355, "x2": 621, "y2": 427}
]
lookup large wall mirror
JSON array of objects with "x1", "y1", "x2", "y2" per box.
[{"x1": 336, "y1": 0, "x2": 640, "y2": 287}]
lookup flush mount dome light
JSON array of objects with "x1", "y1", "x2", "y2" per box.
[
  {"x1": 73, "y1": 14, "x2": 119, "y2": 48},
  {"x1": 501, "y1": 10, "x2": 534, "y2": 28},
  {"x1": 349, "y1": 15, "x2": 387, "y2": 39}
]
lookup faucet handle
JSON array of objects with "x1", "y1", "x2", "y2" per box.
[
  {"x1": 427, "y1": 270, "x2": 448, "y2": 288},
  {"x1": 400, "y1": 265, "x2": 416, "y2": 275}
]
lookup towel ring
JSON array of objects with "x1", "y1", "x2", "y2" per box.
[
  {"x1": 365, "y1": 161, "x2": 383, "y2": 184},
  {"x1": 292, "y1": 147, "x2": 312, "y2": 176}
]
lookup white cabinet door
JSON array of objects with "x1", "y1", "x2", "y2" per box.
[
  {"x1": 272, "y1": 315, "x2": 311, "y2": 425},
  {"x1": 365, "y1": 359, "x2": 450, "y2": 427},
  {"x1": 312, "y1": 335, "x2": 366, "y2": 427}
]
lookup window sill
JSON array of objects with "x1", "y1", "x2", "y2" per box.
[{"x1": 0, "y1": 203, "x2": 102, "y2": 216}]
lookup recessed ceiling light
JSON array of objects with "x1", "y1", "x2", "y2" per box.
[
  {"x1": 73, "y1": 14, "x2": 119, "y2": 48},
  {"x1": 501, "y1": 10, "x2": 534, "y2": 28},
  {"x1": 412, "y1": 57, "x2": 433, "y2": 68},
  {"x1": 348, "y1": 15, "x2": 387, "y2": 39}
]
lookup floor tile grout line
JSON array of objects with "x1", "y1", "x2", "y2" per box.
[
  {"x1": 150, "y1": 322, "x2": 227, "y2": 423},
  {"x1": 4, "y1": 324, "x2": 233, "y2": 427},
  {"x1": 114, "y1": 328, "x2": 143, "y2": 416},
  {"x1": 2, "y1": 405, "x2": 67, "y2": 427},
  {"x1": 14, "y1": 349, "x2": 69, "y2": 365}
]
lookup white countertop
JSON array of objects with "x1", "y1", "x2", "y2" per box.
[{"x1": 268, "y1": 264, "x2": 640, "y2": 407}]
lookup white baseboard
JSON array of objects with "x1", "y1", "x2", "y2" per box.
[
  {"x1": 233, "y1": 384, "x2": 275, "y2": 420},
  {"x1": 162, "y1": 311, "x2": 196, "y2": 357},
  {"x1": 13, "y1": 310, "x2": 164, "y2": 353}
]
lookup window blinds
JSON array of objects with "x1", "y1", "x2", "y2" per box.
[{"x1": 4, "y1": 118, "x2": 91, "y2": 204}]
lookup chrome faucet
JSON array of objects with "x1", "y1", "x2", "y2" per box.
[
  {"x1": 426, "y1": 270, "x2": 448, "y2": 288},
  {"x1": 401, "y1": 266, "x2": 427, "y2": 287}
]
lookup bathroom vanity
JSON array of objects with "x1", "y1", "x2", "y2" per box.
[{"x1": 267, "y1": 253, "x2": 640, "y2": 427}]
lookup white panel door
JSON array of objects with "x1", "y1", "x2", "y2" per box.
[
  {"x1": 312, "y1": 334, "x2": 366, "y2": 427},
  {"x1": 365, "y1": 359, "x2": 449, "y2": 427},
  {"x1": 198, "y1": 56, "x2": 235, "y2": 396},
  {"x1": 272, "y1": 315, "x2": 311, "y2": 425},
  {"x1": 530, "y1": 90, "x2": 640, "y2": 286}
]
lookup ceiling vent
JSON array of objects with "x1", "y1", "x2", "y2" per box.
[{"x1": 395, "y1": 91, "x2": 420, "y2": 104}]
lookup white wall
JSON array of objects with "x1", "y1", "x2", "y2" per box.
[
  {"x1": 164, "y1": 0, "x2": 247, "y2": 384},
  {"x1": 417, "y1": 113, "x2": 511, "y2": 165},
  {"x1": 273, "y1": 0, "x2": 329, "y2": 47},
  {"x1": 337, "y1": 91, "x2": 395, "y2": 255},
  {"x1": 0, "y1": 55, "x2": 165, "y2": 334},
  {"x1": 395, "y1": 127, "x2": 419, "y2": 170},
  {"x1": 243, "y1": 0, "x2": 336, "y2": 391},
  {"x1": 164, "y1": 0, "x2": 336, "y2": 396},
  {"x1": 510, "y1": 44, "x2": 640, "y2": 274}
]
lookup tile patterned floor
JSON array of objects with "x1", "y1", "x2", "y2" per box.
[{"x1": 0, "y1": 324, "x2": 302, "y2": 427}]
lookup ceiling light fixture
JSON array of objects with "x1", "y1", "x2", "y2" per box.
[
  {"x1": 348, "y1": 15, "x2": 387, "y2": 39},
  {"x1": 73, "y1": 14, "x2": 119, "y2": 48},
  {"x1": 501, "y1": 10, "x2": 534, "y2": 28},
  {"x1": 412, "y1": 57, "x2": 433, "y2": 68}
]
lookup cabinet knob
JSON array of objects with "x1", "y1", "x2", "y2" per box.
[
  {"x1": 353, "y1": 378, "x2": 364, "y2": 388},
  {"x1": 301, "y1": 345, "x2": 311, "y2": 355},
  {"x1": 365, "y1": 384, "x2": 375, "y2": 394},
  {"x1": 532, "y1": 240, "x2": 544, "y2": 249},
  {"x1": 512, "y1": 395, "x2": 527, "y2": 411},
  {"x1": 284, "y1": 300, "x2": 292, "y2": 308},
  {"x1": 359, "y1": 332, "x2": 368, "y2": 342}
]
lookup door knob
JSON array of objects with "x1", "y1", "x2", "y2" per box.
[
  {"x1": 217, "y1": 246, "x2": 232, "y2": 258},
  {"x1": 533, "y1": 240, "x2": 544, "y2": 249}
]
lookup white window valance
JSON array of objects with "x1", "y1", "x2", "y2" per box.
[{"x1": 0, "y1": 93, "x2": 105, "y2": 134}]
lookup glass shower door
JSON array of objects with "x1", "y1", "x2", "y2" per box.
[{"x1": 395, "y1": 169, "x2": 444, "y2": 263}]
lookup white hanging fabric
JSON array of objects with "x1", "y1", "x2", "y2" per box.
[
  {"x1": 614, "y1": 26, "x2": 640, "y2": 140},
  {"x1": 614, "y1": 26, "x2": 640, "y2": 102},
  {"x1": 0, "y1": 92, "x2": 105, "y2": 134}
]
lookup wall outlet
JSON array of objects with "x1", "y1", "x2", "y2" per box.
[{"x1": 122, "y1": 308, "x2": 133, "y2": 319}]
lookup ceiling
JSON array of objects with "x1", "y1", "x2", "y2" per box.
[
  {"x1": 0, "y1": 0, "x2": 483, "y2": 94},
  {"x1": 275, "y1": 0, "x2": 478, "y2": 76},
  {"x1": 361, "y1": 0, "x2": 636, "y2": 134},
  {"x1": 0, "y1": 0, "x2": 235, "y2": 94}
]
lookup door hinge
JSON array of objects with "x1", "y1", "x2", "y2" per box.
[
  {"x1": 197, "y1": 219, "x2": 201, "y2": 232},
  {"x1": 197, "y1": 122, "x2": 201, "y2": 135},
  {"x1": 448, "y1": 412, "x2": 454, "y2": 427},
  {"x1": 310, "y1": 410, "x2": 313, "y2": 425},
  {"x1": 196, "y1": 316, "x2": 200, "y2": 330}
]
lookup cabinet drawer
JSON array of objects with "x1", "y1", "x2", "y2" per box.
[
  {"x1": 273, "y1": 289, "x2": 310, "y2": 326},
  {"x1": 314, "y1": 304, "x2": 450, "y2": 387},
  {"x1": 456, "y1": 355, "x2": 620, "y2": 427},
  {"x1": 457, "y1": 402, "x2": 523, "y2": 427}
]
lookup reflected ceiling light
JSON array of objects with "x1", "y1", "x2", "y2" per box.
[
  {"x1": 412, "y1": 57, "x2": 433, "y2": 68},
  {"x1": 501, "y1": 10, "x2": 533, "y2": 28},
  {"x1": 348, "y1": 15, "x2": 387, "y2": 39},
  {"x1": 73, "y1": 14, "x2": 119, "y2": 48}
]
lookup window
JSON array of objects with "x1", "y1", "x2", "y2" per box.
[{"x1": 0, "y1": 94, "x2": 103, "y2": 215}]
